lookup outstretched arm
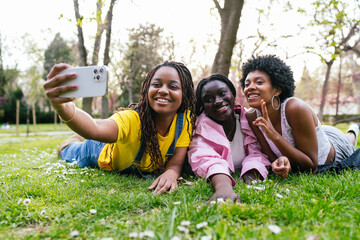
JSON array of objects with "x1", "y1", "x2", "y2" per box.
[
  {"x1": 208, "y1": 174, "x2": 241, "y2": 204},
  {"x1": 43, "y1": 64, "x2": 118, "y2": 143},
  {"x1": 148, "y1": 147, "x2": 187, "y2": 194}
]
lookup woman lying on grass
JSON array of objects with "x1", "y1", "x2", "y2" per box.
[
  {"x1": 187, "y1": 74, "x2": 274, "y2": 203},
  {"x1": 43, "y1": 61, "x2": 196, "y2": 194},
  {"x1": 240, "y1": 55, "x2": 359, "y2": 179}
]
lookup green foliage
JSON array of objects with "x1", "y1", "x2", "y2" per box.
[
  {"x1": 309, "y1": 0, "x2": 359, "y2": 59},
  {"x1": 43, "y1": 33, "x2": 73, "y2": 80},
  {"x1": 0, "y1": 129, "x2": 359, "y2": 239},
  {"x1": 116, "y1": 23, "x2": 169, "y2": 106}
]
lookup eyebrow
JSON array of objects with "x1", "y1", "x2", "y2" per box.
[
  {"x1": 245, "y1": 76, "x2": 264, "y2": 81},
  {"x1": 152, "y1": 78, "x2": 180, "y2": 84}
]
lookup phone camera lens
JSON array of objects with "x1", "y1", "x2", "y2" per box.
[
  {"x1": 94, "y1": 69, "x2": 98, "y2": 73},
  {"x1": 100, "y1": 68, "x2": 103, "y2": 73},
  {"x1": 96, "y1": 75, "x2": 101, "y2": 80}
]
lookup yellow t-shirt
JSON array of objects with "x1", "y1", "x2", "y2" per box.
[{"x1": 98, "y1": 109, "x2": 192, "y2": 173}]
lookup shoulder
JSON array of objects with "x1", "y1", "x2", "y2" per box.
[
  {"x1": 284, "y1": 98, "x2": 316, "y2": 127},
  {"x1": 284, "y1": 98, "x2": 313, "y2": 116},
  {"x1": 110, "y1": 109, "x2": 140, "y2": 123}
]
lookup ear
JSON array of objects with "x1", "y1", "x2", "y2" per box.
[{"x1": 275, "y1": 87, "x2": 282, "y2": 96}]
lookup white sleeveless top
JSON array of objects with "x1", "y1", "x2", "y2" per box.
[
  {"x1": 230, "y1": 113, "x2": 246, "y2": 169},
  {"x1": 256, "y1": 97, "x2": 331, "y2": 165}
]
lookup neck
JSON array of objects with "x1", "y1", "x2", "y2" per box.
[
  {"x1": 155, "y1": 113, "x2": 176, "y2": 136},
  {"x1": 222, "y1": 114, "x2": 236, "y2": 140},
  {"x1": 261, "y1": 103, "x2": 281, "y2": 123}
]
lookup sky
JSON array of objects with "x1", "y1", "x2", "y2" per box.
[{"x1": 0, "y1": 0, "x2": 319, "y2": 81}]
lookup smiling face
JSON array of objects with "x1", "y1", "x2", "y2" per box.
[
  {"x1": 201, "y1": 80, "x2": 234, "y2": 124},
  {"x1": 147, "y1": 66, "x2": 183, "y2": 117},
  {"x1": 243, "y1": 70, "x2": 281, "y2": 109}
]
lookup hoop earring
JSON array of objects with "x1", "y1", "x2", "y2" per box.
[{"x1": 271, "y1": 95, "x2": 280, "y2": 111}]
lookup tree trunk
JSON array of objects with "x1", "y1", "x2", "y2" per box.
[
  {"x1": 32, "y1": 102, "x2": 37, "y2": 135},
  {"x1": 211, "y1": 0, "x2": 244, "y2": 76},
  {"x1": 101, "y1": 0, "x2": 116, "y2": 118},
  {"x1": 73, "y1": 0, "x2": 93, "y2": 115},
  {"x1": 335, "y1": 56, "x2": 342, "y2": 122},
  {"x1": 318, "y1": 60, "x2": 334, "y2": 122}
]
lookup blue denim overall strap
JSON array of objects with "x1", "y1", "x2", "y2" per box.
[
  {"x1": 165, "y1": 112, "x2": 184, "y2": 158},
  {"x1": 119, "y1": 109, "x2": 184, "y2": 178}
]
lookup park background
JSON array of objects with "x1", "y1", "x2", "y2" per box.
[
  {"x1": 0, "y1": 0, "x2": 360, "y2": 239},
  {"x1": 0, "y1": 0, "x2": 359, "y2": 128}
]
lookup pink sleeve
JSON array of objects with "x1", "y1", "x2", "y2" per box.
[
  {"x1": 188, "y1": 135, "x2": 236, "y2": 185},
  {"x1": 239, "y1": 109, "x2": 271, "y2": 180}
]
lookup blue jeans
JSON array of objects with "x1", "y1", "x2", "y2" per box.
[{"x1": 60, "y1": 140, "x2": 106, "y2": 168}]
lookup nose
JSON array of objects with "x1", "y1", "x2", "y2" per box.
[
  {"x1": 214, "y1": 96, "x2": 222, "y2": 106},
  {"x1": 245, "y1": 81, "x2": 255, "y2": 91},
  {"x1": 158, "y1": 85, "x2": 169, "y2": 94}
]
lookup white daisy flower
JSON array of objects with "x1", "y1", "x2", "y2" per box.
[
  {"x1": 200, "y1": 235, "x2": 212, "y2": 240},
  {"x1": 180, "y1": 220, "x2": 190, "y2": 226},
  {"x1": 196, "y1": 222, "x2": 208, "y2": 229},
  {"x1": 89, "y1": 209, "x2": 97, "y2": 214},
  {"x1": 268, "y1": 224, "x2": 281, "y2": 234},
  {"x1": 23, "y1": 198, "x2": 31, "y2": 206},
  {"x1": 128, "y1": 232, "x2": 138, "y2": 238},
  {"x1": 70, "y1": 230, "x2": 79, "y2": 237},
  {"x1": 177, "y1": 226, "x2": 189, "y2": 233},
  {"x1": 275, "y1": 193, "x2": 284, "y2": 198}
]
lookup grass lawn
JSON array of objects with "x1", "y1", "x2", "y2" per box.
[
  {"x1": 0, "y1": 124, "x2": 359, "y2": 239},
  {"x1": 0, "y1": 123, "x2": 71, "y2": 135}
]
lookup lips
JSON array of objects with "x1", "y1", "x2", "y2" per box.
[
  {"x1": 247, "y1": 93, "x2": 260, "y2": 100},
  {"x1": 216, "y1": 105, "x2": 228, "y2": 112},
  {"x1": 155, "y1": 97, "x2": 171, "y2": 104}
]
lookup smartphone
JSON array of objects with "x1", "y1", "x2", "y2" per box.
[{"x1": 59, "y1": 66, "x2": 108, "y2": 98}]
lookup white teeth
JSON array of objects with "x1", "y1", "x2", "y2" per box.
[
  {"x1": 157, "y1": 98, "x2": 169, "y2": 103},
  {"x1": 217, "y1": 106, "x2": 227, "y2": 111}
]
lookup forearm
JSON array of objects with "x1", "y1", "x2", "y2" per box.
[
  {"x1": 164, "y1": 147, "x2": 187, "y2": 179},
  {"x1": 53, "y1": 102, "x2": 116, "y2": 142},
  {"x1": 270, "y1": 134, "x2": 316, "y2": 172},
  {"x1": 210, "y1": 174, "x2": 233, "y2": 191}
]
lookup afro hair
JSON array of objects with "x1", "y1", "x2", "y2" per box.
[{"x1": 239, "y1": 55, "x2": 295, "y2": 102}]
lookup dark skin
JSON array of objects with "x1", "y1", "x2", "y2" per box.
[
  {"x1": 243, "y1": 70, "x2": 335, "y2": 176},
  {"x1": 201, "y1": 80, "x2": 263, "y2": 203}
]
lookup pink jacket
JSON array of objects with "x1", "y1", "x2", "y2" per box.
[{"x1": 188, "y1": 107, "x2": 270, "y2": 185}]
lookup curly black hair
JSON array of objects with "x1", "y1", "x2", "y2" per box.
[
  {"x1": 136, "y1": 61, "x2": 196, "y2": 173},
  {"x1": 195, "y1": 73, "x2": 236, "y2": 116},
  {"x1": 239, "y1": 55, "x2": 295, "y2": 102}
]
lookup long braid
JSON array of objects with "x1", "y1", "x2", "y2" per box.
[{"x1": 137, "y1": 61, "x2": 196, "y2": 174}]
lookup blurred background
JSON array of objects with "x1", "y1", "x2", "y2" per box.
[{"x1": 0, "y1": 0, "x2": 359, "y2": 129}]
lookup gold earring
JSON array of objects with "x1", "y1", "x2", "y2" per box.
[{"x1": 271, "y1": 95, "x2": 280, "y2": 110}]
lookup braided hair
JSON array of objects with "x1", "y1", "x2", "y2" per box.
[
  {"x1": 195, "y1": 74, "x2": 236, "y2": 116},
  {"x1": 136, "y1": 61, "x2": 196, "y2": 173}
]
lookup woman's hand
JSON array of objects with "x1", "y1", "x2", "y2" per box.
[
  {"x1": 207, "y1": 187, "x2": 241, "y2": 204},
  {"x1": 252, "y1": 99, "x2": 280, "y2": 141},
  {"x1": 148, "y1": 169, "x2": 178, "y2": 195},
  {"x1": 271, "y1": 156, "x2": 291, "y2": 179},
  {"x1": 208, "y1": 174, "x2": 241, "y2": 204},
  {"x1": 242, "y1": 169, "x2": 263, "y2": 184},
  {"x1": 43, "y1": 63, "x2": 77, "y2": 109}
]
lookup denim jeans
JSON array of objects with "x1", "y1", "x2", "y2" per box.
[
  {"x1": 317, "y1": 148, "x2": 360, "y2": 174},
  {"x1": 60, "y1": 140, "x2": 106, "y2": 168}
]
